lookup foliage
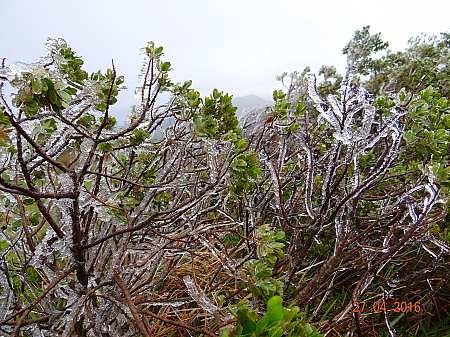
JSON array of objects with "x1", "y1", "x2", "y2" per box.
[
  {"x1": 243, "y1": 225, "x2": 285, "y2": 299},
  {"x1": 0, "y1": 28, "x2": 448, "y2": 337},
  {"x1": 222, "y1": 296, "x2": 323, "y2": 337}
]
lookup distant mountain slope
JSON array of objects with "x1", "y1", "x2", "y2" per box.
[
  {"x1": 232, "y1": 95, "x2": 270, "y2": 120},
  {"x1": 115, "y1": 94, "x2": 271, "y2": 132}
]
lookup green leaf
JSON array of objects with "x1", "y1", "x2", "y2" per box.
[
  {"x1": 183, "y1": 80, "x2": 192, "y2": 89},
  {"x1": 130, "y1": 128, "x2": 150, "y2": 146},
  {"x1": 23, "y1": 101, "x2": 39, "y2": 116},
  {"x1": 130, "y1": 129, "x2": 150, "y2": 145},
  {"x1": 404, "y1": 130, "x2": 416, "y2": 143},
  {"x1": 255, "y1": 315, "x2": 270, "y2": 336},
  {"x1": 236, "y1": 306, "x2": 257, "y2": 335},
  {"x1": 0, "y1": 240, "x2": 8, "y2": 251},
  {"x1": 40, "y1": 78, "x2": 49, "y2": 92},
  {"x1": 266, "y1": 296, "x2": 283, "y2": 323},
  {"x1": 443, "y1": 115, "x2": 450, "y2": 128},
  {"x1": 58, "y1": 89, "x2": 72, "y2": 103},
  {"x1": 48, "y1": 87, "x2": 61, "y2": 107},
  {"x1": 161, "y1": 61, "x2": 171, "y2": 72},
  {"x1": 96, "y1": 102, "x2": 107, "y2": 112},
  {"x1": 41, "y1": 118, "x2": 57, "y2": 133},
  {"x1": 23, "y1": 198, "x2": 35, "y2": 205},
  {"x1": 272, "y1": 90, "x2": 285, "y2": 101},
  {"x1": 155, "y1": 46, "x2": 164, "y2": 56},
  {"x1": 31, "y1": 79, "x2": 43, "y2": 94},
  {"x1": 434, "y1": 129, "x2": 447, "y2": 141},
  {"x1": 65, "y1": 86, "x2": 77, "y2": 95},
  {"x1": 83, "y1": 180, "x2": 93, "y2": 190},
  {"x1": 220, "y1": 329, "x2": 231, "y2": 337},
  {"x1": 0, "y1": 110, "x2": 10, "y2": 126},
  {"x1": 116, "y1": 75, "x2": 125, "y2": 85},
  {"x1": 98, "y1": 142, "x2": 113, "y2": 153},
  {"x1": 398, "y1": 88, "x2": 407, "y2": 103},
  {"x1": 232, "y1": 158, "x2": 248, "y2": 170},
  {"x1": 77, "y1": 113, "x2": 96, "y2": 128},
  {"x1": 99, "y1": 116, "x2": 117, "y2": 130},
  {"x1": 273, "y1": 230, "x2": 286, "y2": 242},
  {"x1": 268, "y1": 326, "x2": 283, "y2": 337}
]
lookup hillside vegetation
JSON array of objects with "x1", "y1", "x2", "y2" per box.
[{"x1": 0, "y1": 27, "x2": 448, "y2": 336}]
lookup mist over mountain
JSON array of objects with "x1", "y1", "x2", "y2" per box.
[{"x1": 232, "y1": 94, "x2": 271, "y2": 120}]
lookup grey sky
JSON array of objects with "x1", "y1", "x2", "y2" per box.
[{"x1": 2, "y1": 0, "x2": 449, "y2": 121}]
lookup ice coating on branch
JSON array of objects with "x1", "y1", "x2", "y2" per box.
[
  {"x1": 406, "y1": 202, "x2": 418, "y2": 224},
  {"x1": 42, "y1": 125, "x2": 73, "y2": 155},
  {"x1": 28, "y1": 326, "x2": 44, "y2": 337},
  {"x1": 268, "y1": 161, "x2": 281, "y2": 209},
  {"x1": 21, "y1": 120, "x2": 41, "y2": 138},
  {"x1": 61, "y1": 294, "x2": 86, "y2": 337},
  {"x1": 334, "y1": 207, "x2": 349, "y2": 255},
  {"x1": 206, "y1": 139, "x2": 222, "y2": 182},
  {"x1": 183, "y1": 275, "x2": 219, "y2": 315},
  {"x1": 30, "y1": 196, "x2": 73, "y2": 270},
  {"x1": 352, "y1": 155, "x2": 360, "y2": 189},
  {"x1": 56, "y1": 198, "x2": 73, "y2": 231},
  {"x1": 428, "y1": 235, "x2": 450, "y2": 255},
  {"x1": 77, "y1": 138, "x2": 95, "y2": 168},
  {"x1": 398, "y1": 175, "x2": 440, "y2": 227},
  {"x1": 45, "y1": 38, "x2": 68, "y2": 55},
  {"x1": 147, "y1": 300, "x2": 189, "y2": 307},
  {"x1": 58, "y1": 173, "x2": 74, "y2": 189},
  {"x1": 302, "y1": 147, "x2": 315, "y2": 219},
  {"x1": 0, "y1": 269, "x2": 13, "y2": 321},
  {"x1": 30, "y1": 229, "x2": 60, "y2": 268},
  {"x1": 199, "y1": 235, "x2": 236, "y2": 274},
  {"x1": 422, "y1": 244, "x2": 439, "y2": 259},
  {"x1": 307, "y1": 73, "x2": 405, "y2": 151},
  {"x1": 80, "y1": 138, "x2": 95, "y2": 154},
  {"x1": 0, "y1": 62, "x2": 33, "y2": 81},
  {"x1": 384, "y1": 303, "x2": 397, "y2": 337}
]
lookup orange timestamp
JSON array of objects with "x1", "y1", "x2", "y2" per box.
[{"x1": 352, "y1": 299, "x2": 422, "y2": 314}]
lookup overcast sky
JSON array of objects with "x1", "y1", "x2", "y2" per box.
[{"x1": 2, "y1": 0, "x2": 449, "y2": 121}]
